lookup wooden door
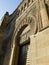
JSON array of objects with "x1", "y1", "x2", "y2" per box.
[{"x1": 18, "y1": 44, "x2": 29, "y2": 65}]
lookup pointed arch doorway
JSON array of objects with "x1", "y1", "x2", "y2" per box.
[{"x1": 17, "y1": 25, "x2": 30, "y2": 65}]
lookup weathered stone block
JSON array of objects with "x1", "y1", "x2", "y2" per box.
[{"x1": 29, "y1": 28, "x2": 49, "y2": 65}]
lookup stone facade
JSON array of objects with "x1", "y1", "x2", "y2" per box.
[{"x1": 0, "y1": 0, "x2": 49, "y2": 65}]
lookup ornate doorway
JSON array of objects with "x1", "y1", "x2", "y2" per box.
[{"x1": 17, "y1": 25, "x2": 30, "y2": 65}]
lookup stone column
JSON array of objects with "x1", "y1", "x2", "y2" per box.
[
  {"x1": 9, "y1": 42, "x2": 15, "y2": 65},
  {"x1": 8, "y1": 38, "x2": 19, "y2": 65},
  {"x1": 39, "y1": 0, "x2": 49, "y2": 28}
]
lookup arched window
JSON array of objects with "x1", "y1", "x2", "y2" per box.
[
  {"x1": 24, "y1": 3, "x2": 26, "y2": 7},
  {"x1": 24, "y1": 3, "x2": 27, "y2": 9},
  {"x1": 21, "y1": 7, "x2": 23, "y2": 12},
  {"x1": 28, "y1": 0, "x2": 30, "y2": 3},
  {"x1": 28, "y1": 0, "x2": 31, "y2": 6}
]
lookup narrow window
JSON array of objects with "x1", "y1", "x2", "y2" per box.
[
  {"x1": 28, "y1": 0, "x2": 30, "y2": 3},
  {"x1": 21, "y1": 7, "x2": 23, "y2": 12},
  {"x1": 24, "y1": 3, "x2": 27, "y2": 9}
]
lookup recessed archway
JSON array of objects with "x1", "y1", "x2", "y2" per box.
[
  {"x1": 11, "y1": 15, "x2": 37, "y2": 65},
  {"x1": 16, "y1": 24, "x2": 30, "y2": 65},
  {"x1": 16, "y1": 24, "x2": 29, "y2": 45}
]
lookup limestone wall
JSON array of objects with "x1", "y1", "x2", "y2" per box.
[{"x1": 28, "y1": 28, "x2": 49, "y2": 65}]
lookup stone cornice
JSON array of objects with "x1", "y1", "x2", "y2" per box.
[{"x1": 15, "y1": 0, "x2": 37, "y2": 28}]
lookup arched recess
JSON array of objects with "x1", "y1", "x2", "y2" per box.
[
  {"x1": 27, "y1": 14, "x2": 38, "y2": 34},
  {"x1": 15, "y1": 14, "x2": 37, "y2": 45},
  {"x1": 16, "y1": 24, "x2": 30, "y2": 45},
  {"x1": 10, "y1": 24, "x2": 30, "y2": 65},
  {"x1": 11, "y1": 15, "x2": 37, "y2": 65},
  {"x1": 15, "y1": 24, "x2": 30, "y2": 65}
]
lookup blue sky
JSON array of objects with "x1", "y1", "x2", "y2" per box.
[{"x1": 0, "y1": 0, "x2": 22, "y2": 19}]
